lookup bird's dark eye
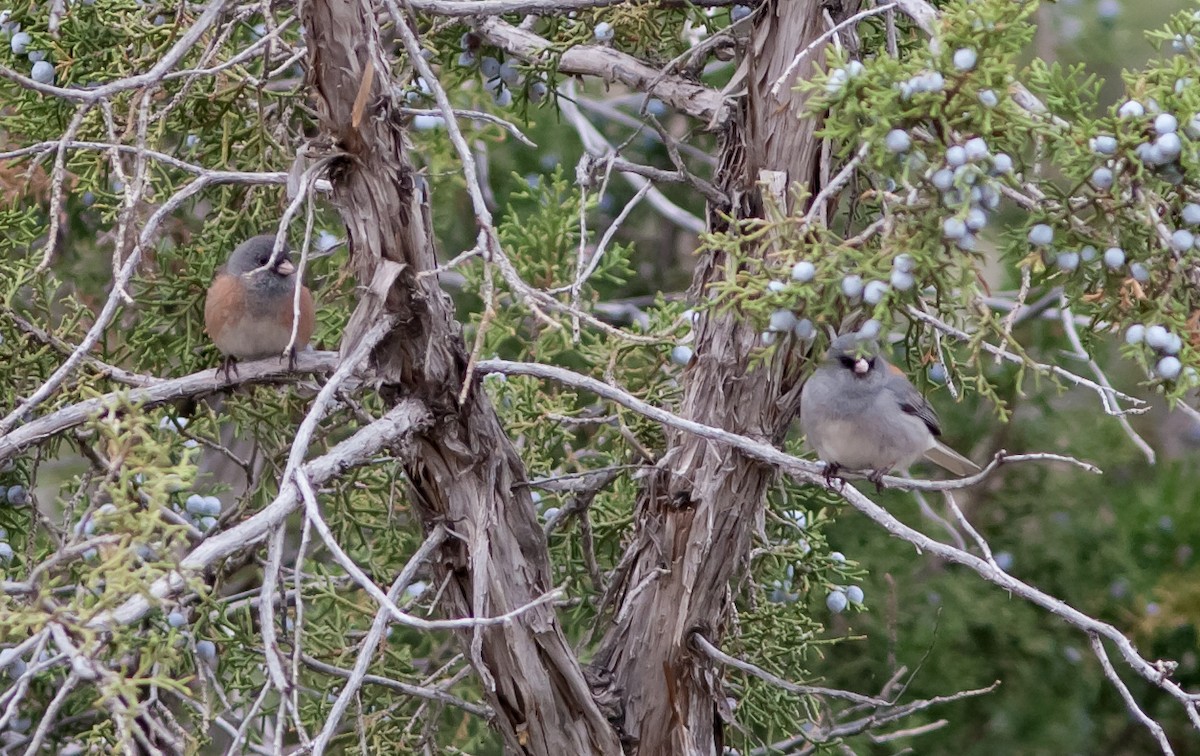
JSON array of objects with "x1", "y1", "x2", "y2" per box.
[{"x1": 257, "y1": 256, "x2": 269, "y2": 266}]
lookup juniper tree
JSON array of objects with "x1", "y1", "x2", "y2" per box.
[{"x1": 0, "y1": 0, "x2": 1198, "y2": 753}]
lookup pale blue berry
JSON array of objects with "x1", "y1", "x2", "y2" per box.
[
  {"x1": 1163, "y1": 334, "x2": 1183, "y2": 355},
  {"x1": 1187, "y1": 115, "x2": 1200, "y2": 139},
  {"x1": 928, "y1": 363, "x2": 948, "y2": 383},
  {"x1": 963, "y1": 137, "x2": 989, "y2": 161},
  {"x1": 9, "y1": 30, "x2": 29, "y2": 54},
  {"x1": 956, "y1": 233, "x2": 977, "y2": 252},
  {"x1": 980, "y1": 184, "x2": 1001, "y2": 210},
  {"x1": 845, "y1": 60, "x2": 865, "y2": 78},
  {"x1": 890, "y1": 269, "x2": 915, "y2": 290},
  {"x1": 0, "y1": 543, "x2": 12, "y2": 563},
  {"x1": 167, "y1": 611, "x2": 187, "y2": 628},
  {"x1": 593, "y1": 22, "x2": 614, "y2": 42},
  {"x1": 952, "y1": 47, "x2": 977, "y2": 71},
  {"x1": 405, "y1": 580, "x2": 428, "y2": 598},
  {"x1": 1136, "y1": 142, "x2": 1167, "y2": 166},
  {"x1": 670, "y1": 345, "x2": 693, "y2": 365},
  {"x1": 1125, "y1": 324, "x2": 1145, "y2": 344},
  {"x1": 542, "y1": 506, "x2": 561, "y2": 520},
  {"x1": 767, "y1": 279, "x2": 787, "y2": 293},
  {"x1": 1103, "y1": 247, "x2": 1125, "y2": 269},
  {"x1": 1154, "y1": 113, "x2": 1178, "y2": 134},
  {"x1": 1118, "y1": 100, "x2": 1145, "y2": 118},
  {"x1": 826, "y1": 590, "x2": 848, "y2": 613},
  {"x1": 1028, "y1": 224, "x2": 1053, "y2": 246},
  {"x1": 790, "y1": 260, "x2": 815, "y2": 282},
  {"x1": 1156, "y1": 356, "x2": 1183, "y2": 380},
  {"x1": 1091, "y1": 167, "x2": 1113, "y2": 190},
  {"x1": 198, "y1": 516, "x2": 217, "y2": 532},
  {"x1": 965, "y1": 207, "x2": 988, "y2": 232},
  {"x1": 884, "y1": 129, "x2": 911, "y2": 154},
  {"x1": 1081, "y1": 245, "x2": 1097, "y2": 262},
  {"x1": 493, "y1": 87, "x2": 513, "y2": 108},
  {"x1": 479, "y1": 56, "x2": 500, "y2": 78},
  {"x1": 6, "y1": 485, "x2": 26, "y2": 506},
  {"x1": 978, "y1": 89, "x2": 998, "y2": 108},
  {"x1": 930, "y1": 168, "x2": 954, "y2": 191},
  {"x1": 945, "y1": 145, "x2": 967, "y2": 167},
  {"x1": 30, "y1": 60, "x2": 53, "y2": 84},
  {"x1": 185, "y1": 494, "x2": 209, "y2": 516},
  {"x1": 730, "y1": 4, "x2": 751, "y2": 21},
  {"x1": 943, "y1": 217, "x2": 967, "y2": 240},
  {"x1": 994, "y1": 551, "x2": 1014, "y2": 570},
  {"x1": 893, "y1": 254, "x2": 916, "y2": 273},
  {"x1": 1182, "y1": 204, "x2": 1200, "y2": 226},
  {"x1": 498, "y1": 60, "x2": 520, "y2": 86},
  {"x1": 1145, "y1": 325, "x2": 1170, "y2": 349},
  {"x1": 825, "y1": 68, "x2": 849, "y2": 94},
  {"x1": 196, "y1": 640, "x2": 217, "y2": 663},
  {"x1": 830, "y1": 551, "x2": 846, "y2": 562},
  {"x1": 1130, "y1": 262, "x2": 1150, "y2": 282},
  {"x1": 858, "y1": 319, "x2": 882, "y2": 339},
  {"x1": 768, "y1": 309, "x2": 798, "y2": 332},
  {"x1": 991, "y1": 153, "x2": 1013, "y2": 174},
  {"x1": 846, "y1": 585, "x2": 864, "y2": 604},
  {"x1": 1057, "y1": 251, "x2": 1080, "y2": 271},
  {"x1": 863, "y1": 280, "x2": 889, "y2": 304},
  {"x1": 1090, "y1": 135, "x2": 1118, "y2": 155},
  {"x1": 456, "y1": 51, "x2": 476, "y2": 67},
  {"x1": 1170, "y1": 229, "x2": 1194, "y2": 252},
  {"x1": 529, "y1": 80, "x2": 548, "y2": 102},
  {"x1": 841, "y1": 275, "x2": 864, "y2": 298},
  {"x1": 793, "y1": 318, "x2": 815, "y2": 340},
  {"x1": 1156, "y1": 133, "x2": 1182, "y2": 161}
]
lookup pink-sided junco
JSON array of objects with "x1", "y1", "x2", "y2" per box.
[
  {"x1": 204, "y1": 234, "x2": 314, "y2": 378},
  {"x1": 800, "y1": 333, "x2": 980, "y2": 487}
]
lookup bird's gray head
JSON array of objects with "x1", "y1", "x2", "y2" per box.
[
  {"x1": 226, "y1": 235, "x2": 295, "y2": 278},
  {"x1": 824, "y1": 333, "x2": 882, "y2": 378}
]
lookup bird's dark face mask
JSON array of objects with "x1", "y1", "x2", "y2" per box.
[{"x1": 838, "y1": 353, "x2": 874, "y2": 376}]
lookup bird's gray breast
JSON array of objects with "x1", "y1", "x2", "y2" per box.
[{"x1": 800, "y1": 368, "x2": 933, "y2": 471}]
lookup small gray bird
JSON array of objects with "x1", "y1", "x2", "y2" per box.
[
  {"x1": 204, "y1": 235, "x2": 315, "y2": 378},
  {"x1": 799, "y1": 334, "x2": 980, "y2": 487}
]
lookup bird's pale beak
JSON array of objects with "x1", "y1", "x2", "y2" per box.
[
  {"x1": 853, "y1": 358, "x2": 870, "y2": 375},
  {"x1": 275, "y1": 259, "x2": 296, "y2": 276}
]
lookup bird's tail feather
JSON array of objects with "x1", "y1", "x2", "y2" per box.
[{"x1": 923, "y1": 441, "x2": 980, "y2": 477}]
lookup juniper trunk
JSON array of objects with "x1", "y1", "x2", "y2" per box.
[
  {"x1": 592, "y1": 2, "x2": 827, "y2": 753},
  {"x1": 302, "y1": 2, "x2": 622, "y2": 754}
]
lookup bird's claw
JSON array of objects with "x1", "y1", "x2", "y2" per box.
[
  {"x1": 868, "y1": 468, "x2": 888, "y2": 493},
  {"x1": 219, "y1": 356, "x2": 239, "y2": 382},
  {"x1": 822, "y1": 462, "x2": 843, "y2": 489}
]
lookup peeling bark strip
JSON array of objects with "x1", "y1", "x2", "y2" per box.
[
  {"x1": 594, "y1": 2, "x2": 827, "y2": 754},
  {"x1": 301, "y1": 2, "x2": 621, "y2": 753}
]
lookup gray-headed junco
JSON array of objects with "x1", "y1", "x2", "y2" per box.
[
  {"x1": 800, "y1": 333, "x2": 980, "y2": 486},
  {"x1": 204, "y1": 234, "x2": 315, "y2": 378}
]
